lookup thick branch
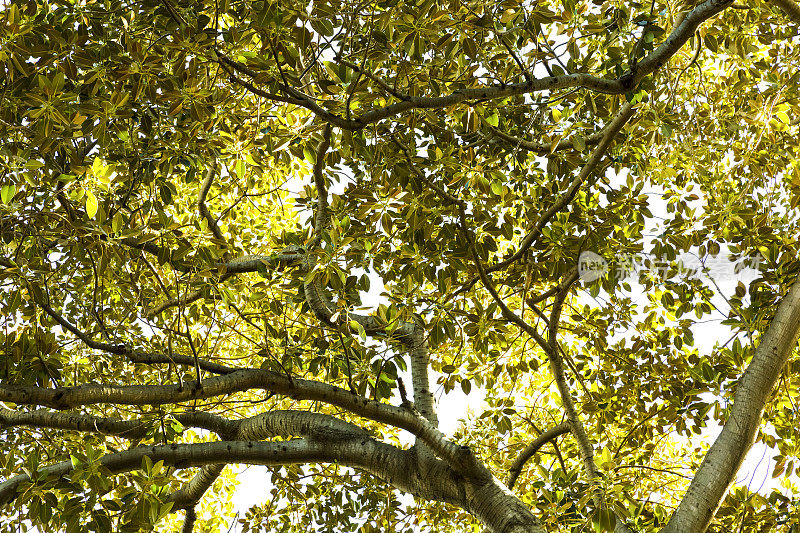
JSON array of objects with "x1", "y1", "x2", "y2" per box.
[
  {"x1": 167, "y1": 411, "x2": 372, "y2": 511},
  {"x1": 167, "y1": 464, "x2": 226, "y2": 511},
  {"x1": 0, "y1": 369, "x2": 473, "y2": 473},
  {"x1": 0, "y1": 432, "x2": 543, "y2": 532},
  {"x1": 181, "y1": 507, "x2": 196, "y2": 533},
  {"x1": 664, "y1": 280, "x2": 800, "y2": 533},
  {"x1": 0, "y1": 408, "x2": 249, "y2": 441},
  {"x1": 0, "y1": 438, "x2": 460, "y2": 509},
  {"x1": 770, "y1": 0, "x2": 800, "y2": 23}
]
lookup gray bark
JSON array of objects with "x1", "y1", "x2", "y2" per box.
[{"x1": 663, "y1": 280, "x2": 800, "y2": 532}]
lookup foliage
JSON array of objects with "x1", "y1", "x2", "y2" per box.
[{"x1": 1, "y1": 0, "x2": 800, "y2": 531}]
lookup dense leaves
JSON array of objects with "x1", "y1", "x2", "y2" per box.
[{"x1": 1, "y1": 0, "x2": 800, "y2": 531}]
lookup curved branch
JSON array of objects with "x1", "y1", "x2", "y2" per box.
[
  {"x1": 458, "y1": 202, "x2": 549, "y2": 352},
  {"x1": 0, "y1": 406, "x2": 378, "y2": 514},
  {"x1": 0, "y1": 432, "x2": 543, "y2": 531},
  {"x1": 300, "y1": 127, "x2": 439, "y2": 431},
  {"x1": 0, "y1": 369, "x2": 477, "y2": 474},
  {"x1": 487, "y1": 123, "x2": 606, "y2": 154},
  {"x1": 546, "y1": 287, "x2": 601, "y2": 489},
  {"x1": 35, "y1": 300, "x2": 235, "y2": 374},
  {"x1": 215, "y1": 0, "x2": 728, "y2": 130},
  {"x1": 506, "y1": 422, "x2": 570, "y2": 489}
]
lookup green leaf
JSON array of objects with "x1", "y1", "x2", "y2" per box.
[
  {"x1": 592, "y1": 508, "x2": 617, "y2": 532},
  {"x1": 85, "y1": 190, "x2": 98, "y2": 218},
  {"x1": 1, "y1": 184, "x2": 15, "y2": 204}
]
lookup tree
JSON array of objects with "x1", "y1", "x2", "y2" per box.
[{"x1": 1, "y1": 0, "x2": 800, "y2": 530}]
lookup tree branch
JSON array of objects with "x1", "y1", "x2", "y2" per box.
[
  {"x1": 35, "y1": 300, "x2": 235, "y2": 374},
  {"x1": 450, "y1": 101, "x2": 636, "y2": 300},
  {"x1": 119, "y1": 236, "x2": 194, "y2": 273},
  {"x1": 208, "y1": 0, "x2": 728, "y2": 130},
  {"x1": 664, "y1": 280, "x2": 800, "y2": 532},
  {"x1": 181, "y1": 507, "x2": 196, "y2": 533},
  {"x1": 486, "y1": 101, "x2": 634, "y2": 154},
  {"x1": 0, "y1": 369, "x2": 479, "y2": 474},
  {"x1": 0, "y1": 407, "x2": 148, "y2": 439},
  {"x1": 769, "y1": 0, "x2": 800, "y2": 23},
  {"x1": 506, "y1": 422, "x2": 570, "y2": 489},
  {"x1": 458, "y1": 203, "x2": 549, "y2": 351},
  {"x1": 0, "y1": 438, "x2": 460, "y2": 509},
  {"x1": 197, "y1": 166, "x2": 226, "y2": 243}
]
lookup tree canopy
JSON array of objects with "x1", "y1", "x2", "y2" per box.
[{"x1": 2, "y1": 0, "x2": 800, "y2": 531}]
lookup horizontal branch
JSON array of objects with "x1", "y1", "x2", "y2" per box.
[
  {"x1": 167, "y1": 409, "x2": 371, "y2": 509},
  {"x1": 144, "y1": 272, "x2": 233, "y2": 317},
  {"x1": 218, "y1": 0, "x2": 729, "y2": 130},
  {"x1": 118, "y1": 237, "x2": 194, "y2": 273},
  {"x1": 487, "y1": 100, "x2": 636, "y2": 154},
  {"x1": 0, "y1": 405, "x2": 382, "y2": 514},
  {"x1": 0, "y1": 369, "x2": 482, "y2": 476},
  {"x1": 0, "y1": 438, "x2": 453, "y2": 508},
  {"x1": 0, "y1": 408, "x2": 247, "y2": 441},
  {"x1": 487, "y1": 123, "x2": 607, "y2": 154},
  {"x1": 0, "y1": 407, "x2": 148, "y2": 439}
]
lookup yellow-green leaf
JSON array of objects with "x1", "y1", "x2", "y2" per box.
[
  {"x1": 1, "y1": 184, "x2": 15, "y2": 204},
  {"x1": 85, "y1": 190, "x2": 98, "y2": 218}
]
